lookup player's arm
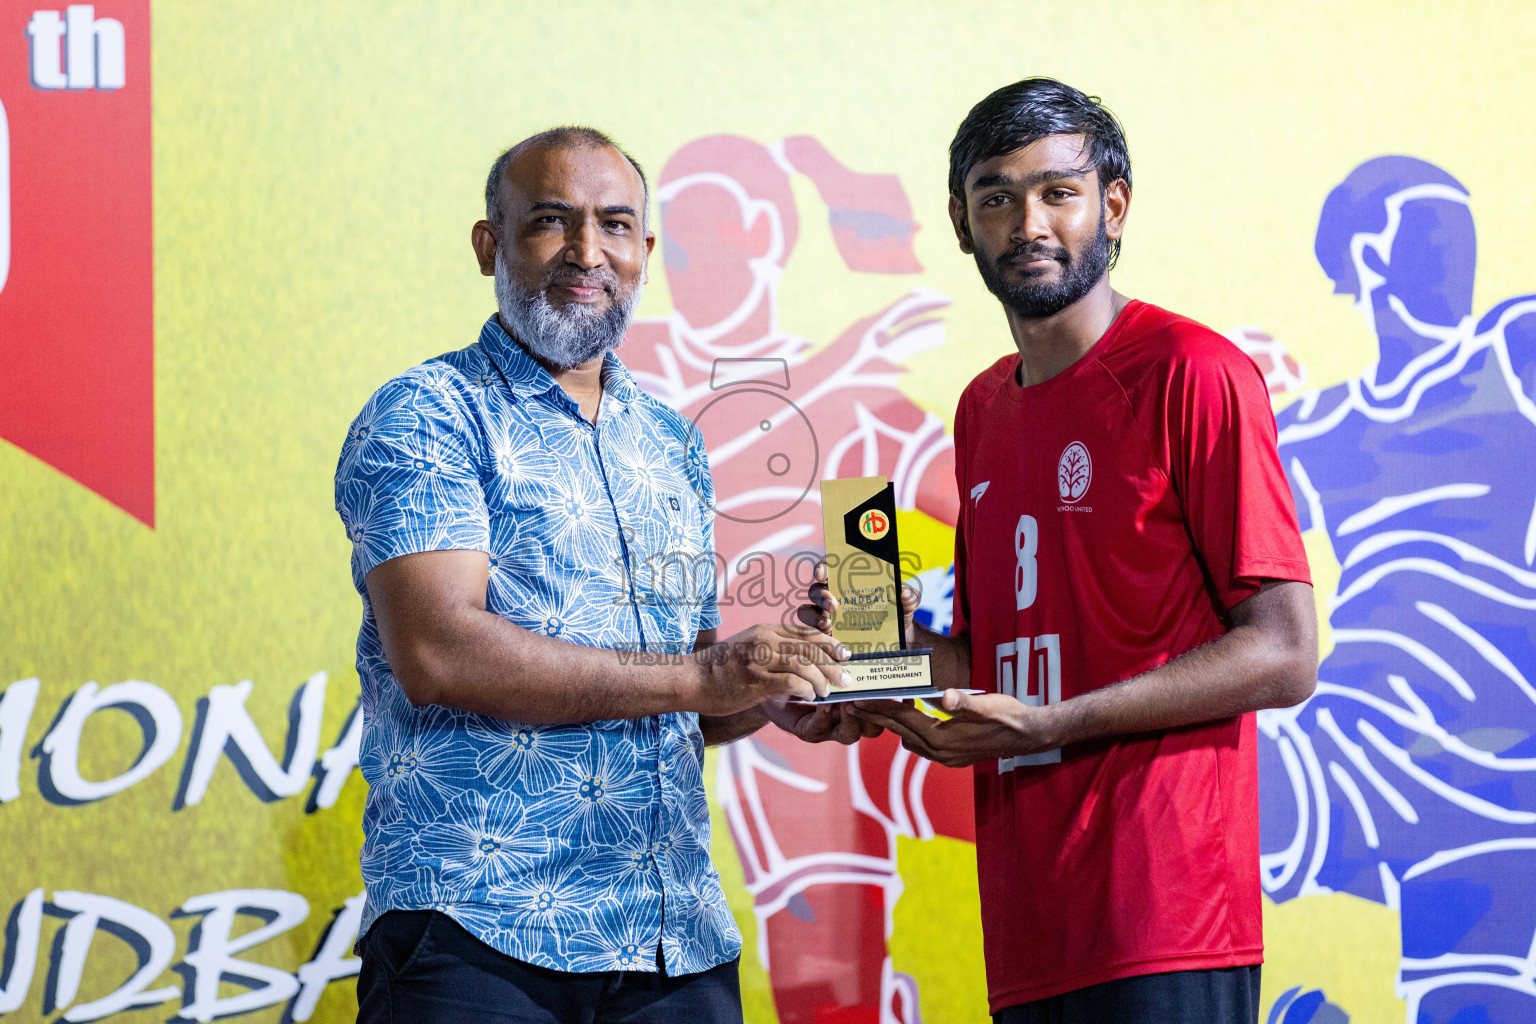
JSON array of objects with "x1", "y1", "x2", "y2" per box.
[
  {"x1": 368, "y1": 550, "x2": 849, "y2": 724},
  {"x1": 851, "y1": 579, "x2": 1316, "y2": 767},
  {"x1": 908, "y1": 617, "x2": 971, "y2": 691},
  {"x1": 1041, "y1": 577, "x2": 1317, "y2": 737}
]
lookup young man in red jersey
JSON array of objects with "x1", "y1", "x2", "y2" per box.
[{"x1": 827, "y1": 79, "x2": 1320, "y2": 1023}]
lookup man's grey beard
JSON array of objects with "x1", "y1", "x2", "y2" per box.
[{"x1": 494, "y1": 248, "x2": 642, "y2": 370}]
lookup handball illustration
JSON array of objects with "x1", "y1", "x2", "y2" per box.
[
  {"x1": 1255, "y1": 156, "x2": 1536, "y2": 1024},
  {"x1": 1229, "y1": 325, "x2": 1307, "y2": 397},
  {"x1": 1268, "y1": 987, "x2": 1350, "y2": 1024}
]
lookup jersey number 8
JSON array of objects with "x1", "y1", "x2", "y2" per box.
[{"x1": 1015, "y1": 514, "x2": 1038, "y2": 611}]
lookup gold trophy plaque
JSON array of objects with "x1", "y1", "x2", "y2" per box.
[{"x1": 812, "y1": 476, "x2": 938, "y2": 703}]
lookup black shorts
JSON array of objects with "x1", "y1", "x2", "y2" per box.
[
  {"x1": 356, "y1": 910, "x2": 743, "y2": 1024},
  {"x1": 994, "y1": 965, "x2": 1262, "y2": 1024}
]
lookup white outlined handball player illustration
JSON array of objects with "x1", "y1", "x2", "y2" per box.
[
  {"x1": 1240, "y1": 157, "x2": 1536, "y2": 1024},
  {"x1": 624, "y1": 134, "x2": 971, "y2": 1024}
]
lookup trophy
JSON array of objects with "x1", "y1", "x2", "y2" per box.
[{"x1": 810, "y1": 476, "x2": 940, "y2": 703}]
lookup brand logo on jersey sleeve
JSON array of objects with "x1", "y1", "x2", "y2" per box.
[{"x1": 1057, "y1": 441, "x2": 1092, "y2": 502}]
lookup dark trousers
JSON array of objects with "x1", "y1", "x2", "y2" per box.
[
  {"x1": 356, "y1": 910, "x2": 744, "y2": 1024},
  {"x1": 994, "y1": 965, "x2": 1262, "y2": 1024}
]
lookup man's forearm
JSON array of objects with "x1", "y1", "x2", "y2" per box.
[
  {"x1": 369, "y1": 550, "x2": 844, "y2": 724},
  {"x1": 384, "y1": 603, "x2": 710, "y2": 724}
]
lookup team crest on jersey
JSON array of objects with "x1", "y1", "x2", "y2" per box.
[{"x1": 1057, "y1": 442, "x2": 1092, "y2": 502}]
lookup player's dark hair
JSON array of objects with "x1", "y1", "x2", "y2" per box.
[
  {"x1": 485, "y1": 126, "x2": 649, "y2": 230},
  {"x1": 949, "y1": 78, "x2": 1131, "y2": 268}
]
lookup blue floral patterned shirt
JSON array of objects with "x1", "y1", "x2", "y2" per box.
[{"x1": 334, "y1": 315, "x2": 735, "y2": 974}]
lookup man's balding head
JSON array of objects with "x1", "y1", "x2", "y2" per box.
[{"x1": 485, "y1": 126, "x2": 650, "y2": 233}]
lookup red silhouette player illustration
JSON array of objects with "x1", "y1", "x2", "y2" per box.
[{"x1": 624, "y1": 134, "x2": 973, "y2": 1024}]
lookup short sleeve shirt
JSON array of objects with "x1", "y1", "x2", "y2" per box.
[
  {"x1": 951, "y1": 300, "x2": 1310, "y2": 1010},
  {"x1": 334, "y1": 315, "x2": 734, "y2": 974}
]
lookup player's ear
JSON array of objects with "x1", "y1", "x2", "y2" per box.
[
  {"x1": 948, "y1": 195, "x2": 974, "y2": 254},
  {"x1": 1103, "y1": 179, "x2": 1130, "y2": 245},
  {"x1": 642, "y1": 229, "x2": 656, "y2": 285}
]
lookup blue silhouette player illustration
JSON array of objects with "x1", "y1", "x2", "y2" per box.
[{"x1": 1258, "y1": 156, "x2": 1536, "y2": 1023}]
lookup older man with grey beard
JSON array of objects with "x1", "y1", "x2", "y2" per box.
[{"x1": 335, "y1": 127, "x2": 860, "y2": 1024}]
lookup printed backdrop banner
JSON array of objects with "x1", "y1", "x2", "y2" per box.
[{"x1": 3, "y1": 2, "x2": 1535, "y2": 1022}]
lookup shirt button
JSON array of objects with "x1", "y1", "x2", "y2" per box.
[{"x1": 660, "y1": 761, "x2": 669, "y2": 771}]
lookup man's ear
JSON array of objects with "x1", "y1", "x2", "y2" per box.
[
  {"x1": 948, "y1": 195, "x2": 974, "y2": 255},
  {"x1": 1104, "y1": 179, "x2": 1131, "y2": 245},
  {"x1": 471, "y1": 220, "x2": 499, "y2": 277},
  {"x1": 642, "y1": 230, "x2": 656, "y2": 285}
]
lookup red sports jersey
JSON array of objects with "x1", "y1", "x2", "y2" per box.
[{"x1": 950, "y1": 299, "x2": 1311, "y2": 1011}]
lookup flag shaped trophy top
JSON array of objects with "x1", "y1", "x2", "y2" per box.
[{"x1": 813, "y1": 476, "x2": 940, "y2": 703}]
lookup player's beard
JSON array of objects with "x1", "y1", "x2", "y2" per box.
[
  {"x1": 494, "y1": 247, "x2": 642, "y2": 370},
  {"x1": 975, "y1": 201, "x2": 1111, "y2": 320}
]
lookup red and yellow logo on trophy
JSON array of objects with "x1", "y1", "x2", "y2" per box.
[{"x1": 858, "y1": 507, "x2": 890, "y2": 541}]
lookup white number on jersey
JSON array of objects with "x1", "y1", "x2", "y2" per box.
[
  {"x1": 996, "y1": 633, "x2": 1062, "y2": 771},
  {"x1": 1014, "y1": 514, "x2": 1038, "y2": 611}
]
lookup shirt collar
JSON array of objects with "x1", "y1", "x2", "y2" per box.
[{"x1": 478, "y1": 314, "x2": 641, "y2": 410}]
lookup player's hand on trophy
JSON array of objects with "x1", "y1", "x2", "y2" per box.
[
  {"x1": 798, "y1": 561, "x2": 921, "y2": 647},
  {"x1": 696, "y1": 623, "x2": 851, "y2": 715},
  {"x1": 849, "y1": 690, "x2": 1057, "y2": 768}
]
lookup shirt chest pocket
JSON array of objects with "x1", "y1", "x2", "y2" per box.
[{"x1": 627, "y1": 482, "x2": 709, "y2": 604}]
